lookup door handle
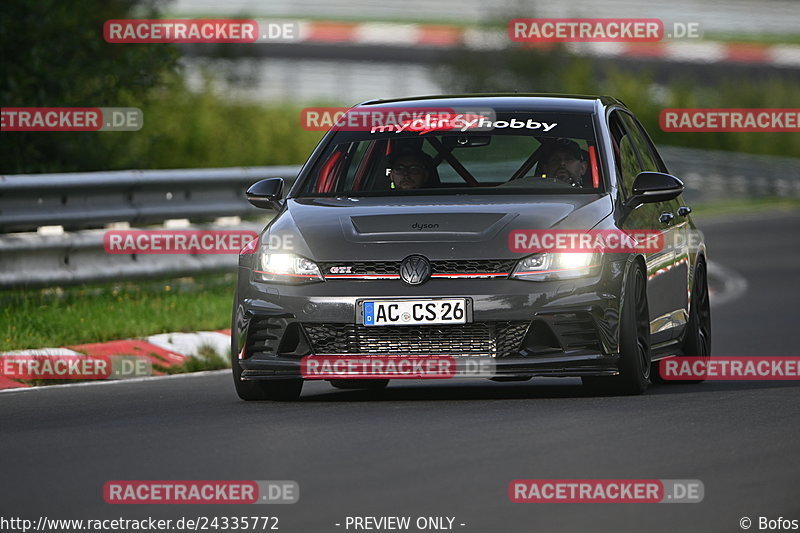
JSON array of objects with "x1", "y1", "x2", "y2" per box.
[
  {"x1": 659, "y1": 212, "x2": 675, "y2": 224},
  {"x1": 678, "y1": 206, "x2": 692, "y2": 217}
]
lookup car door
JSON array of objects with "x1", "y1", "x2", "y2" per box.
[
  {"x1": 609, "y1": 110, "x2": 686, "y2": 345},
  {"x1": 622, "y1": 113, "x2": 691, "y2": 338}
]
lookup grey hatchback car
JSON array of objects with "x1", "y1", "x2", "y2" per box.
[{"x1": 231, "y1": 94, "x2": 710, "y2": 400}]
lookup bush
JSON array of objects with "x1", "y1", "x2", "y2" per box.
[{"x1": 104, "y1": 82, "x2": 325, "y2": 170}]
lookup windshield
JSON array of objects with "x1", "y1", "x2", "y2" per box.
[{"x1": 296, "y1": 111, "x2": 603, "y2": 197}]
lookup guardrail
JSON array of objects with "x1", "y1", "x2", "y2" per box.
[
  {"x1": 0, "y1": 166, "x2": 300, "y2": 233},
  {"x1": 1, "y1": 148, "x2": 797, "y2": 288},
  {"x1": 0, "y1": 222, "x2": 267, "y2": 288},
  {"x1": 661, "y1": 146, "x2": 800, "y2": 204}
]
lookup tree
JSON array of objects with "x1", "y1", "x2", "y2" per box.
[{"x1": 0, "y1": 0, "x2": 179, "y2": 173}]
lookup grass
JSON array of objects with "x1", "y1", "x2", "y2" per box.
[
  {"x1": 1, "y1": 275, "x2": 233, "y2": 387},
  {"x1": 0, "y1": 275, "x2": 235, "y2": 352}
]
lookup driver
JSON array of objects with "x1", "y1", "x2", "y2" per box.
[
  {"x1": 542, "y1": 139, "x2": 589, "y2": 187},
  {"x1": 388, "y1": 151, "x2": 434, "y2": 190}
]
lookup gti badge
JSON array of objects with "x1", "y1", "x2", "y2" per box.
[{"x1": 399, "y1": 255, "x2": 431, "y2": 285}]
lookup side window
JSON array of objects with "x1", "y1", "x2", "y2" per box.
[
  {"x1": 342, "y1": 141, "x2": 370, "y2": 190},
  {"x1": 608, "y1": 111, "x2": 640, "y2": 196},
  {"x1": 628, "y1": 114, "x2": 668, "y2": 173},
  {"x1": 619, "y1": 113, "x2": 661, "y2": 172},
  {"x1": 613, "y1": 112, "x2": 676, "y2": 228}
]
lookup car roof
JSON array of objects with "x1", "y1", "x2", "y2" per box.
[{"x1": 355, "y1": 93, "x2": 625, "y2": 113}]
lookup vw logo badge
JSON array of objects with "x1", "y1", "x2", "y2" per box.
[{"x1": 399, "y1": 255, "x2": 431, "y2": 285}]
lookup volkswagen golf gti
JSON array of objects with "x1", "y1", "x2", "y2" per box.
[{"x1": 231, "y1": 94, "x2": 710, "y2": 400}]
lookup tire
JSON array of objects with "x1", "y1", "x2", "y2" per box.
[
  {"x1": 666, "y1": 260, "x2": 711, "y2": 384},
  {"x1": 330, "y1": 379, "x2": 390, "y2": 390},
  {"x1": 583, "y1": 260, "x2": 651, "y2": 395},
  {"x1": 231, "y1": 303, "x2": 303, "y2": 401}
]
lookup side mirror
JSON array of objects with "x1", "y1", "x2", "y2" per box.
[
  {"x1": 625, "y1": 172, "x2": 684, "y2": 209},
  {"x1": 246, "y1": 178, "x2": 284, "y2": 210}
]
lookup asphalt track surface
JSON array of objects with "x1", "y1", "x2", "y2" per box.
[{"x1": 2, "y1": 211, "x2": 799, "y2": 533}]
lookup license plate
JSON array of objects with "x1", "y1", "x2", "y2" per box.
[{"x1": 361, "y1": 298, "x2": 468, "y2": 326}]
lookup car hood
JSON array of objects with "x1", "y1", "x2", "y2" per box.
[{"x1": 266, "y1": 194, "x2": 613, "y2": 261}]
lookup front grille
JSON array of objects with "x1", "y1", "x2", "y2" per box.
[
  {"x1": 431, "y1": 259, "x2": 517, "y2": 274},
  {"x1": 302, "y1": 321, "x2": 529, "y2": 357},
  {"x1": 320, "y1": 261, "x2": 400, "y2": 276},
  {"x1": 319, "y1": 259, "x2": 516, "y2": 277}
]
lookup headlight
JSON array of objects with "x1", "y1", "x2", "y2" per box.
[
  {"x1": 510, "y1": 252, "x2": 601, "y2": 281},
  {"x1": 254, "y1": 253, "x2": 323, "y2": 283}
]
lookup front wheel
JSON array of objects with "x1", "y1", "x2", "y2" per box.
[
  {"x1": 661, "y1": 260, "x2": 711, "y2": 384},
  {"x1": 583, "y1": 260, "x2": 651, "y2": 395}
]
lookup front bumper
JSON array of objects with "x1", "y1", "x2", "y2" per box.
[
  {"x1": 233, "y1": 260, "x2": 628, "y2": 381},
  {"x1": 239, "y1": 353, "x2": 621, "y2": 381}
]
